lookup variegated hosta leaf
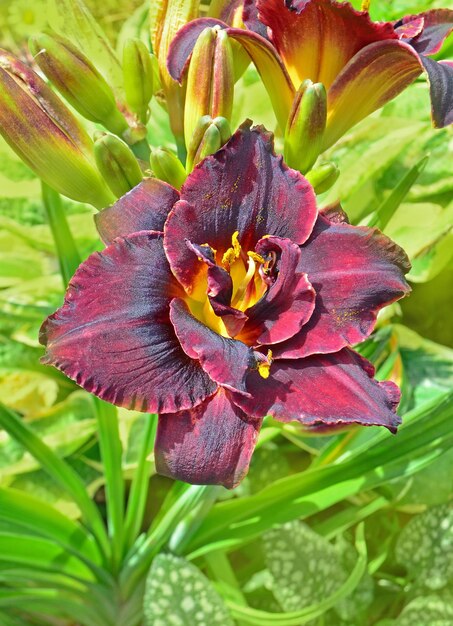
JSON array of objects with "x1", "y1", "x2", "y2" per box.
[
  {"x1": 143, "y1": 554, "x2": 234, "y2": 626},
  {"x1": 263, "y1": 521, "x2": 372, "y2": 619},
  {"x1": 396, "y1": 503, "x2": 453, "y2": 590},
  {"x1": 396, "y1": 593, "x2": 453, "y2": 626}
]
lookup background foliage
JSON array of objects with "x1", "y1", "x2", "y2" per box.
[{"x1": 0, "y1": 0, "x2": 452, "y2": 624}]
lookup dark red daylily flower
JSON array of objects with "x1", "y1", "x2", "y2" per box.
[
  {"x1": 40, "y1": 122, "x2": 410, "y2": 488},
  {"x1": 168, "y1": 1, "x2": 453, "y2": 147}
]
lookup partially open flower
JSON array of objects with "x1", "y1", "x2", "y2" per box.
[
  {"x1": 168, "y1": 1, "x2": 453, "y2": 148},
  {"x1": 40, "y1": 122, "x2": 410, "y2": 488}
]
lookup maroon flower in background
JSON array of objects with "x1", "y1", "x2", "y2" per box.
[
  {"x1": 168, "y1": 1, "x2": 453, "y2": 148},
  {"x1": 40, "y1": 122, "x2": 410, "y2": 488}
]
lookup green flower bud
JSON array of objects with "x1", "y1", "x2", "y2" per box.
[
  {"x1": 122, "y1": 39, "x2": 155, "y2": 124},
  {"x1": 305, "y1": 162, "x2": 340, "y2": 194},
  {"x1": 94, "y1": 132, "x2": 143, "y2": 199},
  {"x1": 186, "y1": 115, "x2": 231, "y2": 172},
  {"x1": 184, "y1": 27, "x2": 234, "y2": 150},
  {"x1": 0, "y1": 49, "x2": 114, "y2": 208},
  {"x1": 284, "y1": 80, "x2": 327, "y2": 175},
  {"x1": 29, "y1": 32, "x2": 129, "y2": 136},
  {"x1": 150, "y1": 147, "x2": 187, "y2": 190}
]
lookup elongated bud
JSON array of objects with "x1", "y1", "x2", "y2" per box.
[
  {"x1": 305, "y1": 162, "x2": 340, "y2": 194},
  {"x1": 284, "y1": 80, "x2": 327, "y2": 174},
  {"x1": 150, "y1": 147, "x2": 187, "y2": 190},
  {"x1": 29, "y1": 32, "x2": 129, "y2": 136},
  {"x1": 186, "y1": 115, "x2": 231, "y2": 172},
  {"x1": 94, "y1": 132, "x2": 143, "y2": 198},
  {"x1": 0, "y1": 49, "x2": 114, "y2": 208},
  {"x1": 123, "y1": 39, "x2": 154, "y2": 124},
  {"x1": 184, "y1": 27, "x2": 234, "y2": 150},
  {"x1": 150, "y1": 0, "x2": 198, "y2": 157}
]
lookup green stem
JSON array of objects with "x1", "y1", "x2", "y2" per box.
[
  {"x1": 175, "y1": 134, "x2": 187, "y2": 165},
  {"x1": 131, "y1": 138, "x2": 151, "y2": 161},
  {"x1": 119, "y1": 485, "x2": 210, "y2": 596},
  {"x1": 41, "y1": 182, "x2": 81, "y2": 284},
  {"x1": 95, "y1": 398, "x2": 125, "y2": 575},
  {"x1": 123, "y1": 413, "x2": 157, "y2": 553},
  {"x1": 169, "y1": 485, "x2": 219, "y2": 555}
]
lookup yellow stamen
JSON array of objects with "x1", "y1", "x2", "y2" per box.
[
  {"x1": 231, "y1": 256, "x2": 256, "y2": 308},
  {"x1": 258, "y1": 350, "x2": 273, "y2": 379},
  {"x1": 361, "y1": 0, "x2": 370, "y2": 11},
  {"x1": 248, "y1": 251, "x2": 266, "y2": 264},
  {"x1": 222, "y1": 230, "x2": 241, "y2": 266}
]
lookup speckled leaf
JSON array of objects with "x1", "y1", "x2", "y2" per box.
[
  {"x1": 246, "y1": 444, "x2": 291, "y2": 494},
  {"x1": 263, "y1": 521, "x2": 347, "y2": 611},
  {"x1": 396, "y1": 503, "x2": 453, "y2": 590},
  {"x1": 143, "y1": 554, "x2": 234, "y2": 626},
  {"x1": 396, "y1": 593, "x2": 453, "y2": 626}
]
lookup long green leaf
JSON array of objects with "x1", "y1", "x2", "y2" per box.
[
  {"x1": 366, "y1": 155, "x2": 429, "y2": 230},
  {"x1": 0, "y1": 403, "x2": 109, "y2": 558},
  {"x1": 0, "y1": 487, "x2": 102, "y2": 567},
  {"x1": 0, "y1": 533, "x2": 95, "y2": 581},
  {"x1": 184, "y1": 391, "x2": 453, "y2": 557},
  {"x1": 0, "y1": 588, "x2": 109, "y2": 626}
]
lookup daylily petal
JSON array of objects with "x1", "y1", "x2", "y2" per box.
[
  {"x1": 167, "y1": 17, "x2": 228, "y2": 82},
  {"x1": 155, "y1": 388, "x2": 262, "y2": 488},
  {"x1": 226, "y1": 28, "x2": 294, "y2": 128},
  {"x1": 394, "y1": 16, "x2": 425, "y2": 40},
  {"x1": 239, "y1": 236, "x2": 315, "y2": 346},
  {"x1": 95, "y1": 179, "x2": 179, "y2": 245},
  {"x1": 232, "y1": 348, "x2": 401, "y2": 432},
  {"x1": 420, "y1": 57, "x2": 453, "y2": 128},
  {"x1": 273, "y1": 215, "x2": 410, "y2": 359},
  {"x1": 256, "y1": 0, "x2": 397, "y2": 90},
  {"x1": 243, "y1": 0, "x2": 269, "y2": 39},
  {"x1": 164, "y1": 121, "x2": 317, "y2": 293},
  {"x1": 170, "y1": 297, "x2": 256, "y2": 395},
  {"x1": 398, "y1": 9, "x2": 453, "y2": 55},
  {"x1": 323, "y1": 40, "x2": 422, "y2": 150},
  {"x1": 40, "y1": 233, "x2": 216, "y2": 413}
]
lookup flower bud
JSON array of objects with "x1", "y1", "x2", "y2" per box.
[
  {"x1": 186, "y1": 115, "x2": 231, "y2": 172},
  {"x1": 184, "y1": 27, "x2": 234, "y2": 150},
  {"x1": 94, "y1": 132, "x2": 143, "y2": 198},
  {"x1": 0, "y1": 49, "x2": 114, "y2": 208},
  {"x1": 122, "y1": 39, "x2": 155, "y2": 124},
  {"x1": 305, "y1": 162, "x2": 340, "y2": 194},
  {"x1": 150, "y1": 0, "x2": 198, "y2": 157},
  {"x1": 284, "y1": 80, "x2": 327, "y2": 174},
  {"x1": 29, "y1": 32, "x2": 129, "y2": 136},
  {"x1": 150, "y1": 147, "x2": 187, "y2": 190}
]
